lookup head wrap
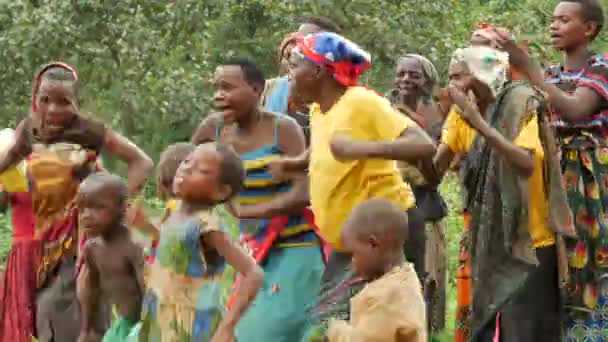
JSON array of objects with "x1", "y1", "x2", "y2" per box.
[
  {"x1": 31, "y1": 62, "x2": 78, "y2": 113},
  {"x1": 295, "y1": 32, "x2": 371, "y2": 87},
  {"x1": 398, "y1": 54, "x2": 439, "y2": 102},
  {"x1": 449, "y1": 46, "x2": 509, "y2": 97}
]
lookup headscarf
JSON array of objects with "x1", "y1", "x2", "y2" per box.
[
  {"x1": 449, "y1": 46, "x2": 509, "y2": 97},
  {"x1": 294, "y1": 32, "x2": 371, "y2": 87},
  {"x1": 31, "y1": 62, "x2": 78, "y2": 113}
]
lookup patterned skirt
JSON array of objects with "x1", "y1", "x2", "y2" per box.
[
  {"x1": 0, "y1": 239, "x2": 41, "y2": 342},
  {"x1": 561, "y1": 135, "x2": 608, "y2": 341}
]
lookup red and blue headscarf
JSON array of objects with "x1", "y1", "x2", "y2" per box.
[{"x1": 295, "y1": 32, "x2": 371, "y2": 87}]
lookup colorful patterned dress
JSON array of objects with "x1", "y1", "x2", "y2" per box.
[
  {"x1": 547, "y1": 55, "x2": 608, "y2": 340},
  {"x1": 225, "y1": 116, "x2": 325, "y2": 342},
  {"x1": 140, "y1": 205, "x2": 228, "y2": 342}
]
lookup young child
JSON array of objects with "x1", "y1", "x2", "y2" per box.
[
  {"x1": 140, "y1": 142, "x2": 263, "y2": 342},
  {"x1": 328, "y1": 199, "x2": 426, "y2": 342},
  {"x1": 77, "y1": 173, "x2": 144, "y2": 342}
]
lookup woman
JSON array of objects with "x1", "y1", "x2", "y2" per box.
[
  {"x1": 0, "y1": 62, "x2": 153, "y2": 342},
  {"x1": 192, "y1": 57, "x2": 324, "y2": 342},
  {"x1": 261, "y1": 32, "x2": 312, "y2": 145},
  {"x1": 495, "y1": 0, "x2": 608, "y2": 339},
  {"x1": 279, "y1": 32, "x2": 435, "y2": 340},
  {"x1": 389, "y1": 53, "x2": 448, "y2": 333},
  {"x1": 428, "y1": 45, "x2": 566, "y2": 341}
]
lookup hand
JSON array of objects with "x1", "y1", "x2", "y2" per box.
[
  {"x1": 491, "y1": 28, "x2": 544, "y2": 87},
  {"x1": 211, "y1": 325, "x2": 236, "y2": 342},
  {"x1": 447, "y1": 87, "x2": 483, "y2": 129},
  {"x1": 268, "y1": 158, "x2": 291, "y2": 182}
]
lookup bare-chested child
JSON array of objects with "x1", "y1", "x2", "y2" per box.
[
  {"x1": 76, "y1": 173, "x2": 143, "y2": 342},
  {"x1": 328, "y1": 199, "x2": 426, "y2": 342}
]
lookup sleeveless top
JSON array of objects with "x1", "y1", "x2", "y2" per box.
[{"x1": 216, "y1": 114, "x2": 317, "y2": 248}]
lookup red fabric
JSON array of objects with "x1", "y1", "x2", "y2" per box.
[{"x1": 0, "y1": 192, "x2": 39, "y2": 341}]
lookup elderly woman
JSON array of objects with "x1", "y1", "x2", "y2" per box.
[
  {"x1": 389, "y1": 54, "x2": 448, "y2": 333},
  {"x1": 426, "y1": 45, "x2": 566, "y2": 341}
]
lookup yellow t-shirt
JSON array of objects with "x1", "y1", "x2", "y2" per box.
[
  {"x1": 309, "y1": 86, "x2": 415, "y2": 251},
  {"x1": 441, "y1": 108, "x2": 554, "y2": 248}
]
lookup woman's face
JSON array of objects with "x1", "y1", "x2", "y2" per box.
[
  {"x1": 288, "y1": 51, "x2": 321, "y2": 104},
  {"x1": 550, "y1": 2, "x2": 593, "y2": 51},
  {"x1": 448, "y1": 61, "x2": 474, "y2": 93},
  {"x1": 279, "y1": 42, "x2": 297, "y2": 76},
  {"x1": 34, "y1": 79, "x2": 78, "y2": 138},
  {"x1": 213, "y1": 65, "x2": 261, "y2": 125},
  {"x1": 394, "y1": 57, "x2": 427, "y2": 100}
]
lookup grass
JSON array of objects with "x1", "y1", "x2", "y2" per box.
[{"x1": 0, "y1": 173, "x2": 465, "y2": 341}]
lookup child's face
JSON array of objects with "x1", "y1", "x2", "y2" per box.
[
  {"x1": 550, "y1": 2, "x2": 593, "y2": 51},
  {"x1": 173, "y1": 144, "x2": 229, "y2": 203},
  {"x1": 342, "y1": 225, "x2": 384, "y2": 280},
  {"x1": 213, "y1": 66, "x2": 261, "y2": 125},
  {"x1": 34, "y1": 79, "x2": 78, "y2": 138},
  {"x1": 78, "y1": 185, "x2": 123, "y2": 237}
]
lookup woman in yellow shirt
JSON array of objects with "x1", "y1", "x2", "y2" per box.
[
  {"x1": 275, "y1": 32, "x2": 435, "y2": 341},
  {"x1": 428, "y1": 46, "x2": 565, "y2": 341}
]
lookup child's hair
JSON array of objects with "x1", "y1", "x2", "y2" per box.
[
  {"x1": 347, "y1": 199, "x2": 408, "y2": 244},
  {"x1": 81, "y1": 172, "x2": 129, "y2": 209},
  {"x1": 561, "y1": 0, "x2": 604, "y2": 40},
  {"x1": 214, "y1": 143, "x2": 246, "y2": 202},
  {"x1": 221, "y1": 57, "x2": 266, "y2": 89},
  {"x1": 299, "y1": 16, "x2": 341, "y2": 33},
  {"x1": 157, "y1": 142, "x2": 196, "y2": 199}
]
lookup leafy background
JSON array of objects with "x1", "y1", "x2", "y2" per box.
[{"x1": 1, "y1": 0, "x2": 608, "y2": 340}]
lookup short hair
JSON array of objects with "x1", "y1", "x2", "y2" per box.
[
  {"x1": 221, "y1": 57, "x2": 266, "y2": 89},
  {"x1": 344, "y1": 199, "x2": 408, "y2": 244},
  {"x1": 157, "y1": 142, "x2": 195, "y2": 199},
  {"x1": 300, "y1": 16, "x2": 341, "y2": 33},
  {"x1": 562, "y1": 0, "x2": 604, "y2": 39},
  {"x1": 214, "y1": 143, "x2": 246, "y2": 201},
  {"x1": 80, "y1": 172, "x2": 129, "y2": 207}
]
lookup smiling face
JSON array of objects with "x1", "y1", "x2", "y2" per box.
[
  {"x1": 550, "y1": 2, "x2": 596, "y2": 51},
  {"x1": 394, "y1": 57, "x2": 427, "y2": 101},
  {"x1": 213, "y1": 65, "x2": 261, "y2": 125},
  {"x1": 288, "y1": 50, "x2": 322, "y2": 104},
  {"x1": 448, "y1": 61, "x2": 474, "y2": 93},
  {"x1": 34, "y1": 79, "x2": 78, "y2": 138},
  {"x1": 173, "y1": 144, "x2": 230, "y2": 204}
]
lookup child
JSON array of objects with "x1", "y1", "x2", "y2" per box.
[
  {"x1": 140, "y1": 142, "x2": 263, "y2": 342},
  {"x1": 328, "y1": 199, "x2": 426, "y2": 342},
  {"x1": 77, "y1": 173, "x2": 144, "y2": 342}
]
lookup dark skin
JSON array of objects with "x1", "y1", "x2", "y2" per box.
[
  {"x1": 341, "y1": 224, "x2": 405, "y2": 282},
  {"x1": 0, "y1": 79, "x2": 153, "y2": 199},
  {"x1": 76, "y1": 181, "x2": 144, "y2": 342},
  {"x1": 427, "y1": 61, "x2": 536, "y2": 185},
  {"x1": 173, "y1": 144, "x2": 263, "y2": 342},
  {"x1": 191, "y1": 65, "x2": 309, "y2": 219},
  {"x1": 491, "y1": 2, "x2": 602, "y2": 122},
  {"x1": 268, "y1": 51, "x2": 435, "y2": 180}
]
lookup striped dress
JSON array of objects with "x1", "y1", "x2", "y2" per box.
[{"x1": 222, "y1": 116, "x2": 325, "y2": 342}]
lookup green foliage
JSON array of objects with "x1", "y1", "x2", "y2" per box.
[{"x1": 0, "y1": 0, "x2": 606, "y2": 180}]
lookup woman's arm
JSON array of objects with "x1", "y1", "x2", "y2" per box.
[
  {"x1": 329, "y1": 125, "x2": 436, "y2": 164},
  {"x1": 103, "y1": 129, "x2": 153, "y2": 197},
  {"x1": 206, "y1": 231, "x2": 263, "y2": 340},
  {"x1": 0, "y1": 120, "x2": 31, "y2": 173},
  {"x1": 234, "y1": 118, "x2": 309, "y2": 219}
]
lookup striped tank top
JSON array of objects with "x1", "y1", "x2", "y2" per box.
[{"x1": 217, "y1": 114, "x2": 317, "y2": 248}]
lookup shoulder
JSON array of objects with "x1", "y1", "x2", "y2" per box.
[
  {"x1": 344, "y1": 86, "x2": 389, "y2": 107},
  {"x1": 586, "y1": 55, "x2": 608, "y2": 79}
]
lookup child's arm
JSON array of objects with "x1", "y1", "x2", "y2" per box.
[
  {"x1": 128, "y1": 242, "x2": 146, "y2": 303},
  {"x1": 205, "y1": 231, "x2": 263, "y2": 341},
  {"x1": 103, "y1": 129, "x2": 153, "y2": 197},
  {"x1": 77, "y1": 244, "x2": 102, "y2": 342}
]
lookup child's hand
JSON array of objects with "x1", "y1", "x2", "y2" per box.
[{"x1": 210, "y1": 324, "x2": 236, "y2": 342}]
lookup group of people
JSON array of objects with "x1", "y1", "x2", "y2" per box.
[{"x1": 0, "y1": 0, "x2": 607, "y2": 341}]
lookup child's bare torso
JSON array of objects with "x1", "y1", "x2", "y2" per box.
[{"x1": 88, "y1": 233, "x2": 143, "y2": 322}]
